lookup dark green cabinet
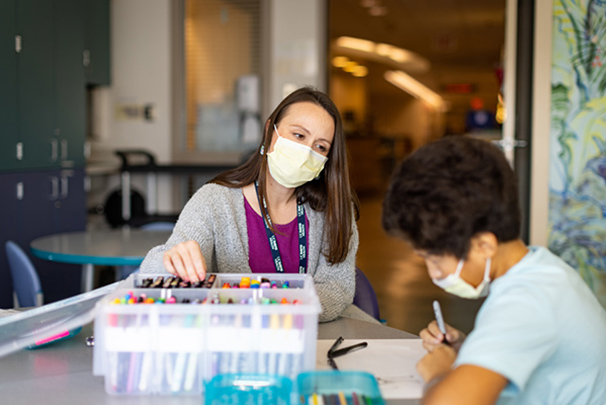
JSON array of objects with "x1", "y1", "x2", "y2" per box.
[
  {"x1": 55, "y1": 0, "x2": 87, "y2": 167},
  {"x1": 17, "y1": 0, "x2": 56, "y2": 169},
  {"x1": 0, "y1": 168, "x2": 86, "y2": 308},
  {"x1": 0, "y1": 0, "x2": 109, "y2": 306},
  {"x1": 0, "y1": 0, "x2": 110, "y2": 172},
  {"x1": 0, "y1": 0, "x2": 19, "y2": 171},
  {"x1": 85, "y1": 0, "x2": 110, "y2": 86}
]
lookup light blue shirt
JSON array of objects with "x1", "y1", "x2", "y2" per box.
[{"x1": 455, "y1": 246, "x2": 606, "y2": 404}]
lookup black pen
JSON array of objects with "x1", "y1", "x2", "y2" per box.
[
  {"x1": 329, "y1": 341, "x2": 368, "y2": 358},
  {"x1": 328, "y1": 336, "x2": 344, "y2": 356}
]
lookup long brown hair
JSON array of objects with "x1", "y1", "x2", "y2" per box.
[{"x1": 211, "y1": 86, "x2": 359, "y2": 264}]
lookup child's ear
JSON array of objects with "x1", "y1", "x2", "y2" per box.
[{"x1": 469, "y1": 232, "x2": 498, "y2": 259}]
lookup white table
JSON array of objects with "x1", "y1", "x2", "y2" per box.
[
  {"x1": 0, "y1": 316, "x2": 421, "y2": 405},
  {"x1": 30, "y1": 229, "x2": 171, "y2": 292}
]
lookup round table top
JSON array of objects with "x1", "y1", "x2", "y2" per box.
[{"x1": 30, "y1": 229, "x2": 172, "y2": 266}]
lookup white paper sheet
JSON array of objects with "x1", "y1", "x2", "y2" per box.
[{"x1": 316, "y1": 339, "x2": 426, "y2": 399}]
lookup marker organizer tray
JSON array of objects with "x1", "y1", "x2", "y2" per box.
[
  {"x1": 92, "y1": 273, "x2": 321, "y2": 396},
  {"x1": 297, "y1": 371, "x2": 385, "y2": 405}
]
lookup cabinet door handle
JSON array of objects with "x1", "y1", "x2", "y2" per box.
[
  {"x1": 16, "y1": 182, "x2": 24, "y2": 200},
  {"x1": 61, "y1": 175, "x2": 69, "y2": 199},
  {"x1": 83, "y1": 49, "x2": 90, "y2": 67},
  {"x1": 50, "y1": 176, "x2": 59, "y2": 200},
  {"x1": 16, "y1": 142, "x2": 23, "y2": 160},
  {"x1": 50, "y1": 139, "x2": 58, "y2": 162},
  {"x1": 61, "y1": 139, "x2": 68, "y2": 160}
]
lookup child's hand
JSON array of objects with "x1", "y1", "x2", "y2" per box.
[
  {"x1": 419, "y1": 321, "x2": 466, "y2": 352},
  {"x1": 163, "y1": 240, "x2": 207, "y2": 282},
  {"x1": 416, "y1": 345, "x2": 457, "y2": 383}
]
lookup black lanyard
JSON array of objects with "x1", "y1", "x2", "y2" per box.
[{"x1": 254, "y1": 182, "x2": 307, "y2": 273}]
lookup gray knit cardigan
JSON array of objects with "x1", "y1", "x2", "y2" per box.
[{"x1": 139, "y1": 183, "x2": 359, "y2": 322}]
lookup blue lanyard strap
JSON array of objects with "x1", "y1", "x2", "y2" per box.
[{"x1": 254, "y1": 182, "x2": 307, "y2": 273}]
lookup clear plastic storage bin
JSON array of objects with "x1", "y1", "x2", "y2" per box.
[{"x1": 92, "y1": 273, "x2": 321, "y2": 395}]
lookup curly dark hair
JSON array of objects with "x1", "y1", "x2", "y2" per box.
[{"x1": 382, "y1": 136, "x2": 521, "y2": 259}]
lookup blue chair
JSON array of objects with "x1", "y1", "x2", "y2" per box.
[
  {"x1": 139, "y1": 221, "x2": 175, "y2": 231},
  {"x1": 354, "y1": 266, "x2": 380, "y2": 321},
  {"x1": 5, "y1": 241, "x2": 44, "y2": 308},
  {"x1": 116, "y1": 221, "x2": 176, "y2": 280}
]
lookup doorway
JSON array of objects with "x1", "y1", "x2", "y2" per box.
[{"x1": 328, "y1": 0, "x2": 507, "y2": 334}]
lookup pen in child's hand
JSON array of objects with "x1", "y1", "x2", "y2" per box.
[{"x1": 432, "y1": 300, "x2": 450, "y2": 346}]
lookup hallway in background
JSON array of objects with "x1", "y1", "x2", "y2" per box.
[{"x1": 356, "y1": 192, "x2": 483, "y2": 336}]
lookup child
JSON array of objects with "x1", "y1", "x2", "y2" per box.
[{"x1": 382, "y1": 136, "x2": 606, "y2": 404}]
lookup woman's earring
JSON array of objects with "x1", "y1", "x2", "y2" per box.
[{"x1": 260, "y1": 145, "x2": 265, "y2": 155}]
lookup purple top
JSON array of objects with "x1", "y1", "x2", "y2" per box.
[{"x1": 245, "y1": 196, "x2": 309, "y2": 274}]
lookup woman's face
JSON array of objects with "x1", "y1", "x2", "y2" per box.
[{"x1": 269, "y1": 102, "x2": 335, "y2": 157}]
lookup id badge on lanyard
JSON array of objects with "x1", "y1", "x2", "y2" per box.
[{"x1": 254, "y1": 182, "x2": 307, "y2": 273}]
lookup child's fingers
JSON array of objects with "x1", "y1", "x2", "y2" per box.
[
  {"x1": 444, "y1": 324, "x2": 464, "y2": 344},
  {"x1": 420, "y1": 323, "x2": 444, "y2": 345},
  {"x1": 427, "y1": 320, "x2": 447, "y2": 342}
]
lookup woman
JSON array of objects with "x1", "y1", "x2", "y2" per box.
[{"x1": 140, "y1": 87, "x2": 360, "y2": 322}]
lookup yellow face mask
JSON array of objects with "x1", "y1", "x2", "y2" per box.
[
  {"x1": 267, "y1": 125, "x2": 328, "y2": 188},
  {"x1": 432, "y1": 257, "x2": 492, "y2": 299}
]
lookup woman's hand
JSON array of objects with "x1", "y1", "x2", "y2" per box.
[
  {"x1": 419, "y1": 321, "x2": 466, "y2": 353},
  {"x1": 416, "y1": 344, "x2": 457, "y2": 383},
  {"x1": 162, "y1": 240, "x2": 207, "y2": 282}
]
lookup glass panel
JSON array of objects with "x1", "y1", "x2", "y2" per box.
[{"x1": 184, "y1": 0, "x2": 262, "y2": 153}]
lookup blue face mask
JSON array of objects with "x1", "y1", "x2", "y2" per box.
[{"x1": 432, "y1": 257, "x2": 491, "y2": 299}]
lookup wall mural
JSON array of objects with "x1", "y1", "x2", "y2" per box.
[{"x1": 550, "y1": 0, "x2": 606, "y2": 307}]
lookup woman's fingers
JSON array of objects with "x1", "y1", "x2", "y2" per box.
[
  {"x1": 176, "y1": 242, "x2": 199, "y2": 282},
  {"x1": 162, "y1": 251, "x2": 178, "y2": 276},
  {"x1": 167, "y1": 249, "x2": 189, "y2": 280},
  {"x1": 185, "y1": 240, "x2": 207, "y2": 281},
  {"x1": 162, "y1": 241, "x2": 207, "y2": 282}
]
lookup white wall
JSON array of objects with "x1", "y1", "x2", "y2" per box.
[
  {"x1": 91, "y1": 0, "x2": 173, "y2": 213},
  {"x1": 529, "y1": 0, "x2": 552, "y2": 246},
  {"x1": 90, "y1": 0, "x2": 329, "y2": 214},
  {"x1": 267, "y1": 0, "x2": 326, "y2": 112}
]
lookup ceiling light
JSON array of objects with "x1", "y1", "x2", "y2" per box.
[
  {"x1": 375, "y1": 43, "x2": 392, "y2": 57},
  {"x1": 384, "y1": 70, "x2": 447, "y2": 111},
  {"x1": 343, "y1": 61, "x2": 358, "y2": 73},
  {"x1": 352, "y1": 66, "x2": 368, "y2": 77},
  {"x1": 369, "y1": 6, "x2": 388, "y2": 16},
  {"x1": 388, "y1": 48, "x2": 410, "y2": 63},
  {"x1": 332, "y1": 56, "x2": 349, "y2": 68},
  {"x1": 336, "y1": 37, "x2": 375, "y2": 53},
  {"x1": 360, "y1": 0, "x2": 377, "y2": 8},
  {"x1": 335, "y1": 36, "x2": 430, "y2": 74}
]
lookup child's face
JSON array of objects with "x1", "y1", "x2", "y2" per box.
[
  {"x1": 415, "y1": 251, "x2": 458, "y2": 279},
  {"x1": 415, "y1": 250, "x2": 484, "y2": 287}
]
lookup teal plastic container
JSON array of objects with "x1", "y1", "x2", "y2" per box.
[
  {"x1": 296, "y1": 370, "x2": 385, "y2": 405},
  {"x1": 204, "y1": 374, "x2": 292, "y2": 405}
]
